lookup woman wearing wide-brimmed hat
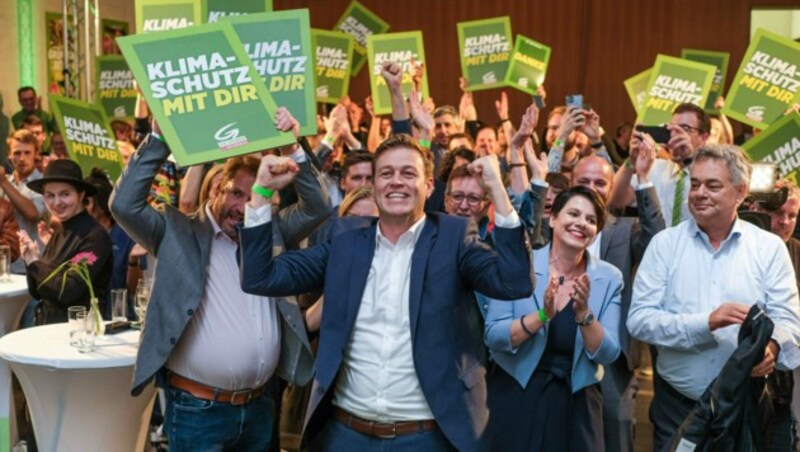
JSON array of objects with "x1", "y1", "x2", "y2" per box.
[{"x1": 19, "y1": 159, "x2": 112, "y2": 324}]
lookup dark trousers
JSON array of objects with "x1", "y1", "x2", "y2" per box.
[
  {"x1": 650, "y1": 374, "x2": 696, "y2": 452},
  {"x1": 601, "y1": 356, "x2": 638, "y2": 452},
  {"x1": 311, "y1": 417, "x2": 455, "y2": 452}
]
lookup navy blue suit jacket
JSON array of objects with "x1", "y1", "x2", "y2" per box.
[{"x1": 240, "y1": 212, "x2": 533, "y2": 451}]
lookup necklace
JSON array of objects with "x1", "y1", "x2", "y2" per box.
[{"x1": 550, "y1": 254, "x2": 584, "y2": 285}]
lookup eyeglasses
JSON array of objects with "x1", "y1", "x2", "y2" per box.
[
  {"x1": 677, "y1": 124, "x2": 704, "y2": 134},
  {"x1": 447, "y1": 192, "x2": 486, "y2": 207}
]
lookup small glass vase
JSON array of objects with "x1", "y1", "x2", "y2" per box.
[{"x1": 88, "y1": 299, "x2": 105, "y2": 336}]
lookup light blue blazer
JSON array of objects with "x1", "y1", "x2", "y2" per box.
[{"x1": 484, "y1": 244, "x2": 623, "y2": 392}]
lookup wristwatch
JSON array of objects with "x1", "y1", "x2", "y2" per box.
[{"x1": 576, "y1": 311, "x2": 595, "y2": 326}]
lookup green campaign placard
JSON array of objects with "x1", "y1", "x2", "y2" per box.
[
  {"x1": 136, "y1": 0, "x2": 201, "y2": 33},
  {"x1": 742, "y1": 113, "x2": 800, "y2": 185},
  {"x1": 312, "y1": 29, "x2": 354, "y2": 103},
  {"x1": 334, "y1": 0, "x2": 389, "y2": 76},
  {"x1": 636, "y1": 55, "x2": 715, "y2": 126},
  {"x1": 366, "y1": 31, "x2": 429, "y2": 116},
  {"x1": 503, "y1": 35, "x2": 551, "y2": 95},
  {"x1": 95, "y1": 56, "x2": 137, "y2": 119},
  {"x1": 117, "y1": 22, "x2": 295, "y2": 166},
  {"x1": 457, "y1": 17, "x2": 512, "y2": 91},
  {"x1": 49, "y1": 95, "x2": 124, "y2": 181},
  {"x1": 624, "y1": 68, "x2": 652, "y2": 114},
  {"x1": 722, "y1": 29, "x2": 800, "y2": 129},
  {"x1": 681, "y1": 49, "x2": 730, "y2": 112},
  {"x1": 226, "y1": 10, "x2": 316, "y2": 137},
  {"x1": 203, "y1": 0, "x2": 272, "y2": 24}
]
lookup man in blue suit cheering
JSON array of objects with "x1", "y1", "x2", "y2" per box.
[{"x1": 239, "y1": 134, "x2": 533, "y2": 451}]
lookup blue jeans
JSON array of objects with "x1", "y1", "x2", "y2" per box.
[
  {"x1": 312, "y1": 417, "x2": 455, "y2": 451},
  {"x1": 164, "y1": 386, "x2": 274, "y2": 451}
]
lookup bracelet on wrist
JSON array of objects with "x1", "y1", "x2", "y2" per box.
[
  {"x1": 251, "y1": 183, "x2": 274, "y2": 199},
  {"x1": 553, "y1": 138, "x2": 564, "y2": 148},
  {"x1": 590, "y1": 141, "x2": 604, "y2": 149},
  {"x1": 520, "y1": 315, "x2": 535, "y2": 337},
  {"x1": 509, "y1": 163, "x2": 526, "y2": 168},
  {"x1": 537, "y1": 308, "x2": 550, "y2": 324},
  {"x1": 500, "y1": 118, "x2": 511, "y2": 124},
  {"x1": 624, "y1": 159, "x2": 634, "y2": 170},
  {"x1": 418, "y1": 139, "x2": 431, "y2": 149},
  {"x1": 128, "y1": 259, "x2": 139, "y2": 267}
]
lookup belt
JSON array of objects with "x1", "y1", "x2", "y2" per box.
[
  {"x1": 658, "y1": 375, "x2": 697, "y2": 406},
  {"x1": 168, "y1": 373, "x2": 266, "y2": 406},
  {"x1": 333, "y1": 407, "x2": 437, "y2": 439}
]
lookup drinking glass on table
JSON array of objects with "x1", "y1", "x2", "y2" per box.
[
  {"x1": 134, "y1": 279, "x2": 151, "y2": 326},
  {"x1": 76, "y1": 311, "x2": 96, "y2": 353},
  {"x1": 67, "y1": 306, "x2": 87, "y2": 346},
  {"x1": 110, "y1": 288, "x2": 128, "y2": 323},
  {"x1": 0, "y1": 245, "x2": 10, "y2": 282}
]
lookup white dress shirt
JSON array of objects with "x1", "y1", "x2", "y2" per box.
[
  {"x1": 167, "y1": 205, "x2": 280, "y2": 390},
  {"x1": 628, "y1": 218, "x2": 800, "y2": 400},
  {"x1": 333, "y1": 215, "x2": 434, "y2": 421},
  {"x1": 630, "y1": 159, "x2": 691, "y2": 225}
]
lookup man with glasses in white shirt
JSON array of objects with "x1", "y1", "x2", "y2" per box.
[{"x1": 609, "y1": 103, "x2": 710, "y2": 227}]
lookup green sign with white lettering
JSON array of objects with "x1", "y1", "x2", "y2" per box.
[
  {"x1": 312, "y1": 29, "x2": 354, "y2": 103},
  {"x1": 504, "y1": 35, "x2": 551, "y2": 96},
  {"x1": 118, "y1": 22, "x2": 294, "y2": 166},
  {"x1": 636, "y1": 55, "x2": 715, "y2": 126},
  {"x1": 722, "y1": 29, "x2": 800, "y2": 129},
  {"x1": 136, "y1": 0, "x2": 201, "y2": 33},
  {"x1": 333, "y1": 0, "x2": 389, "y2": 76},
  {"x1": 742, "y1": 113, "x2": 800, "y2": 185},
  {"x1": 624, "y1": 68, "x2": 652, "y2": 115},
  {"x1": 457, "y1": 17, "x2": 512, "y2": 91},
  {"x1": 203, "y1": 0, "x2": 272, "y2": 23},
  {"x1": 49, "y1": 95, "x2": 123, "y2": 181},
  {"x1": 95, "y1": 56, "x2": 137, "y2": 119},
  {"x1": 680, "y1": 49, "x2": 729, "y2": 113},
  {"x1": 366, "y1": 31, "x2": 429, "y2": 115},
  {"x1": 226, "y1": 10, "x2": 316, "y2": 136}
]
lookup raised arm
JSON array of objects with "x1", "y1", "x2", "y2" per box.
[{"x1": 109, "y1": 125, "x2": 169, "y2": 255}]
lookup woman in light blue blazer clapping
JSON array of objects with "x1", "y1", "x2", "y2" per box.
[{"x1": 484, "y1": 186, "x2": 622, "y2": 451}]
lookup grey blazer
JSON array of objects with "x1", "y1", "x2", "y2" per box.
[{"x1": 110, "y1": 135, "x2": 328, "y2": 395}]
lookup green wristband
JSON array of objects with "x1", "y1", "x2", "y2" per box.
[
  {"x1": 553, "y1": 138, "x2": 564, "y2": 148},
  {"x1": 624, "y1": 159, "x2": 634, "y2": 170},
  {"x1": 538, "y1": 308, "x2": 549, "y2": 324},
  {"x1": 418, "y1": 139, "x2": 431, "y2": 149},
  {"x1": 251, "y1": 184, "x2": 274, "y2": 199}
]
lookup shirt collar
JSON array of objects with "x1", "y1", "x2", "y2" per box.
[
  {"x1": 376, "y1": 214, "x2": 427, "y2": 249},
  {"x1": 205, "y1": 203, "x2": 234, "y2": 242},
  {"x1": 687, "y1": 216, "x2": 743, "y2": 249}
]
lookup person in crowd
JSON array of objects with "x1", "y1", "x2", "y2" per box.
[
  {"x1": 437, "y1": 146, "x2": 476, "y2": 184},
  {"x1": 609, "y1": 103, "x2": 710, "y2": 226},
  {"x1": 110, "y1": 119, "x2": 134, "y2": 143},
  {"x1": 483, "y1": 186, "x2": 622, "y2": 451},
  {"x1": 429, "y1": 105, "x2": 459, "y2": 170},
  {"x1": 627, "y1": 144, "x2": 800, "y2": 451},
  {"x1": 610, "y1": 122, "x2": 633, "y2": 164},
  {"x1": 0, "y1": 199, "x2": 19, "y2": 263},
  {"x1": 239, "y1": 133, "x2": 532, "y2": 451},
  {"x1": 747, "y1": 178, "x2": 800, "y2": 448},
  {"x1": 445, "y1": 165, "x2": 492, "y2": 239},
  {"x1": 83, "y1": 168, "x2": 141, "y2": 299},
  {"x1": 20, "y1": 115, "x2": 48, "y2": 152},
  {"x1": 447, "y1": 132, "x2": 474, "y2": 152},
  {"x1": 109, "y1": 108, "x2": 329, "y2": 449},
  {"x1": 12, "y1": 87, "x2": 57, "y2": 135},
  {"x1": 3, "y1": 130, "x2": 46, "y2": 273},
  {"x1": 178, "y1": 163, "x2": 223, "y2": 215},
  {"x1": 547, "y1": 106, "x2": 612, "y2": 174},
  {"x1": 18, "y1": 160, "x2": 112, "y2": 324}
]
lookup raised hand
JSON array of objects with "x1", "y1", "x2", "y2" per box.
[
  {"x1": 255, "y1": 155, "x2": 300, "y2": 191},
  {"x1": 571, "y1": 273, "x2": 591, "y2": 317},
  {"x1": 495, "y1": 91, "x2": 509, "y2": 120},
  {"x1": 380, "y1": 61, "x2": 403, "y2": 92},
  {"x1": 543, "y1": 275, "x2": 559, "y2": 320},
  {"x1": 409, "y1": 90, "x2": 434, "y2": 133}
]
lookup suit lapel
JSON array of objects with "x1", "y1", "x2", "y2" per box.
[
  {"x1": 343, "y1": 224, "x2": 377, "y2": 335},
  {"x1": 409, "y1": 219, "x2": 437, "y2": 343},
  {"x1": 600, "y1": 214, "x2": 617, "y2": 259}
]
